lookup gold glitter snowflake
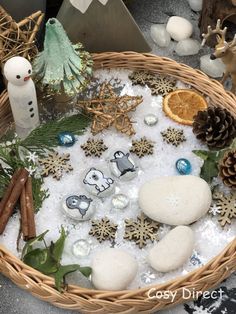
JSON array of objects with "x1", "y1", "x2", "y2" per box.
[
  {"x1": 124, "y1": 213, "x2": 159, "y2": 249},
  {"x1": 213, "y1": 191, "x2": 236, "y2": 227},
  {"x1": 149, "y1": 76, "x2": 176, "y2": 96},
  {"x1": 38, "y1": 151, "x2": 73, "y2": 180},
  {"x1": 161, "y1": 127, "x2": 186, "y2": 147},
  {"x1": 81, "y1": 138, "x2": 108, "y2": 157},
  {"x1": 130, "y1": 137, "x2": 154, "y2": 158},
  {"x1": 89, "y1": 217, "x2": 118, "y2": 242}
]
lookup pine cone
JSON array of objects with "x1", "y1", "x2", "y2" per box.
[
  {"x1": 193, "y1": 107, "x2": 236, "y2": 149},
  {"x1": 219, "y1": 150, "x2": 236, "y2": 188}
]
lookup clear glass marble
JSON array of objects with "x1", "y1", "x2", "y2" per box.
[
  {"x1": 111, "y1": 194, "x2": 130, "y2": 209},
  {"x1": 72, "y1": 239, "x2": 91, "y2": 257},
  {"x1": 144, "y1": 114, "x2": 158, "y2": 126}
]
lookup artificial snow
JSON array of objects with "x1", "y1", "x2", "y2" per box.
[{"x1": 0, "y1": 69, "x2": 235, "y2": 290}]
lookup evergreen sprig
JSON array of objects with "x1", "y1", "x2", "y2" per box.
[
  {"x1": 0, "y1": 114, "x2": 90, "y2": 210},
  {"x1": 21, "y1": 114, "x2": 90, "y2": 155}
]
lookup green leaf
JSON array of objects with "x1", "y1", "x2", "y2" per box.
[
  {"x1": 193, "y1": 149, "x2": 220, "y2": 184},
  {"x1": 193, "y1": 150, "x2": 209, "y2": 160},
  {"x1": 199, "y1": 158, "x2": 219, "y2": 184},
  {"x1": 22, "y1": 230, "x2": 49, "y2": 257},
  {"x1": 78, "y1": 266, "x2": 92, "y2": 278},
  {"x1": 230, "y1": 137, "x2": 236, "y2": 149},
  {"x1": 54, "y1": 264, "x2": 81, "y2": 291},
  {"x1": 23, "y1": 248, "x2": 58, "y2": 274},
  {"x1": 50, "y1": 226, "x2": 66, "y2": 262}
]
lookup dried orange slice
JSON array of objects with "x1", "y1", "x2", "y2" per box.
[{"x1": 163, "y1": 89, "x2": 208, "y2": 126}]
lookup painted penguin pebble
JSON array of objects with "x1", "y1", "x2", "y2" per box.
[
  {"x1": 109, "y1": 150, "x2": 138, "y2": 181},
  {"x1": 62, "y1": 194, "x2": 95, "y2": 221},
  {"x1": 83, "y1": 167, "x2": 115, "y2": 198}
]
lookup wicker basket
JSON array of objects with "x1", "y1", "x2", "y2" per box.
[{"x1": 0, "y1": 52, "x2": 236, "y2": 314}]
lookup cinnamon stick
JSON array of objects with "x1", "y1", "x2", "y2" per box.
[
  {"x1": 0, "y1": 169, "x2": 22, "y2": 216},
  {"x1": 25, "y1": 177, "x2": 36, "y2": 239},
  {"x1": 0, "y1": 168, "x2": 29, "y2": 234},
  {"x1": 20, "y1": 185, "x2": 29, "y2": 240}
]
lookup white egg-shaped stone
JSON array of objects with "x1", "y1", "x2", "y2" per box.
[
  {"x1": 109, "y1": 149, "x2": 138, "y2": 181},
  {"x1": 148, "y1": 226, "x2": 194, "y2": 272},
  {"x1": 175, "y1": 39, "x2": 200, "y2": 56},
  {"x1": 82, "y1": 167, "x2": 115, "y2": 198},
  {"x1": 150, "y1": 24, "x2": 171, "y2": 47},
  {"x1": 91, "y1": 249, "x2": 138, "y2": 290},
  {"x1": 166, "y1": 16, "x2": 193, "y2": 41},
  {"x1": 139, "y1": 175, "x2": 212, "y2": 225}
]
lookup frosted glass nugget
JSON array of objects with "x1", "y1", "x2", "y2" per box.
[
  {"x1": 187, "y1": 0, "x2": 203, "y2": 12},
  {"x1": 150, "y1": 24, "x2": 171, "y2": 48},
  {"x1": 4, "y1": 56, "x2": 39, "y2": 138},
  {"x1": 175, "y1": 39, "x2": 200, "y2": 56}
]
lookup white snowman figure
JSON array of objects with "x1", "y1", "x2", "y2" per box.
[{"x1": 4, "y1": 56, "x2": 39, "y2": 138}]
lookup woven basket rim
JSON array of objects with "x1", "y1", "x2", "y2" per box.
[{"x1": 0, "y1": 52, "x2": 236, "y2": 313}]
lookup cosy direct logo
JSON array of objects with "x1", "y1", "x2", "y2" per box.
[{"x1": 148, "y1": 288, "x2": 224, "y2": 303}]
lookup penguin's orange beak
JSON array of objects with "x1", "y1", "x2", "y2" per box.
[{"x1": 24, "y1": 76, "x2": 30, "y2": 81}]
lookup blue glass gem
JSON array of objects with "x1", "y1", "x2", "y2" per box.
[
  {"x1": 176, "y1": 158, "x2": 192, "y2": 175},
  {"x1": 58, "y1": 132, "x2": 76, "y2": 147}
]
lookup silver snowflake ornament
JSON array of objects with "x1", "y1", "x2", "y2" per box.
[
  {"x1": 141, "y1": 271, "x2": 156, "y2": 284},
  {"x1": 26, "y1": 165, "x2": 37, "y2": 177},
  {"x1": 26, "y1": 152, "x2": 38, "y2": 163},
  {"x1": 209, "y1": 203, "x2": 221, "y2": 216}
]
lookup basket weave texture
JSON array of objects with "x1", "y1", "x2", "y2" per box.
[{"x1": 0, "y1": 52, "x2": 236, "y2": 314}]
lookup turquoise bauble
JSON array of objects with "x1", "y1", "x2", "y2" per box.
[
  {"x1": 176, "y1": 158, "x2": 192, "y2": 175},
  {"x1": 58, "y1": 131, "x2": 76, "y2": 147}
]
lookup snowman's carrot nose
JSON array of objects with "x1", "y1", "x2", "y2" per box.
[{"x1": 24, "y1": 76, "x2": 30, "y2": 81}]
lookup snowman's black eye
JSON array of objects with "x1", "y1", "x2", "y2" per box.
[
  {"x1": 28, "y1": 69, "x2": 31, "y2": 74},
  {"x1": 16, "y1": 75, "x2": 21, "y2": 79}
]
